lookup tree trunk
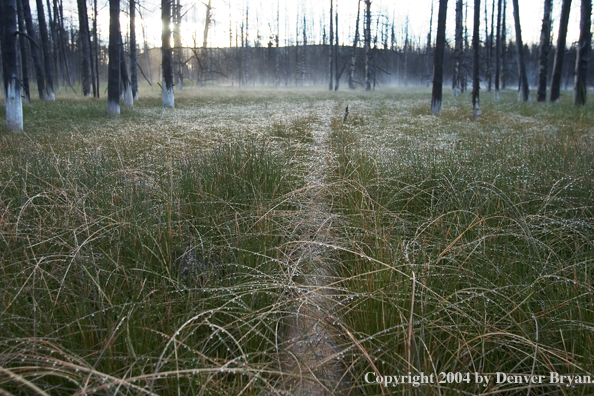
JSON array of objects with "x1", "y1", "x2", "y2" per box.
[
  {"x1": 550, "y1": 0, "x2": 572, "y2": 102},
  {"x1": 364, "y1": 0, "x2": 371, "y2": 91},
  {"x1": 512, "y1": 0, "x2": 530, "y2": 101},
  {"x1": 452, "y1": 0, "x2": 463, "y2": 95},
  {"x1": 472, "y1": 0, "x2": 481, "y2": 118},
  {"x1": 16, "y1": 0, "x2": 31, "y2": 103},
  {"x1": 36, "y1": 0, "x2": 55, "y2": 100},
  {"x1": 536, "y1": 0, "x2": 553, "y2": 102},
  {"x1": 56, "y1": 0, "x2": 73, "y2": 90},
  {"x1": 427, "y1": 0, "x2": 434, "y2": 87},
  {"x1": 130, "y1": 0, "x2": 138, "y2": 100},
  {"x1": 348, "y1": 0, "x2": 360, "y2": 90},
  {"x1": 302, "y1": 15, "x2": 307, "y2": 86},
  {"x1": 173, "y1": 0, "x2": 183, "y2": 89},
  {"x1": 108, "y1": 0, "x2": 120, "y2": 115},
  {"x1": 2, "y1": 0, "x2": 23, "y2": 130},
  {"x1": 431, "y1": 0, "x2": 449, "y2": 114},
  {"x1": 46, "y1": 0, "x2": 60, "y2": 91},
  {"x1": 162, "y1": 0, "x2": 174, "y2": 107},
  {"x1": 501, "y1": 0, "x2": 507, "y2": 89},
  {"x1": 203, "y1": 0, "x2": 212, "y2": 48},
  {"x1": 329, "y1": 0, "x2": 334, "y2": 91},
  {"x1": 21, "y1": 0, "x2": 46, "y2": 100},
  {"x1": 93, "y1": 0, "x2": 100, "y2": 97},
  {"x1": 77, "y1": 0, "x2": 92, "y2": 96},
  {"x1": 119, "y1": 32, "x2": 133, "y2": 107},
  {"x1": 484, "y1": 0, "x2": 492, "y2": 91},
  {"x1": 494, "y1": 0, "x2": 502, "y2": 99},
  {"x1": 403, "y1": 18, "x2": 409, "y2": 86},
  {"x1": 334, "y1": 6, "x2": 339, "y2": 90},
  {"x1": 574, "y1": 0, "x2": 592, "y2": 106},
  {"x1": 488, "y1": 0, "x2": 495, "y2": 91}
]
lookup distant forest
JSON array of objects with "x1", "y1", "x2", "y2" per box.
[{"x1": 0, "y1": 0, "x2": 589, "y2": 92}]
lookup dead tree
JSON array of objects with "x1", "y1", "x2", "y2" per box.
[
  {"x1": 426, "y1": 0, "x2": 434, "y2": 87},
  {"x1": 77, "y1": 0, "x2": 92, "y2": 96},
  {"x1": 93, "y1": 0, "x2": 100, "y2": 97},
  {"x1": 130, "y1": 0, "x2": 138, "y2": 100},
  {"x1": 574, "y1": 0, "x2": 592, "y2": 106},
  {"x1": 452, "y1": 0, "x2": 463, "y2": 95},
  {"x1": 162, "y1": 0, "x2": 174, "y2": 107},
  {"x1": 501, "y1": 0, "x2": 507, "y2": 89},
  {"x1": 108, "y1": 0, "x2": 120, "y2": 115},
  {"x1": 173, "y1": 0, "x2": 183, "y2": 89},
  {"x1": 349, "y1": 0, "x2": 361, "y2": 89},
  {"x1": 36, "y1": 0, "x2": 55, "y2": 100},
  {"x1": 21, "y1": 0, "x2": 46, "y2": 100},
  {"x1": 431, "y1": 0, "x2": 449, "y2": 114},
  {"x1": 364, "y1": 0, "x2": 371, "y2": 91},
  {"x1": 472, "y1": 0, "x2": 481, "y2": 118},
  {"x1": 549, "y1": 0, "x2": 572, "y2": 102},
  {"x1": 334, "y1": 5, "x2": 339, "y2": 90},
  {"x1": 512, "y1": 0, "x2": 530, "y2": 101},
  {"x1": 16, "y1": 0, "x2": 31, "y2": 102},
  {"x1": 494, "y1": 0, "x2": 502, "y2": 99},
  {"x1": 329, "y1": 0, "x2": 334, "y2": 90},
  {"x1": 1, "y1": 0, "x2": 23, "y2": 130},
  {"x1": 119, "y1": 32, "x2": 133, "y2": 107},
  {"x1": 536, "y1": 0, "x2": 553, "y2": 102}
]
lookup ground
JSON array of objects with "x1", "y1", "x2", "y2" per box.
[{"x1": 1, "y1": 86, "x2": 593, "y2": 395}]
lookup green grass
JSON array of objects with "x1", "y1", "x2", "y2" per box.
[{"x1": 1, "y1": 86, "x2": 593, "y2": 395}]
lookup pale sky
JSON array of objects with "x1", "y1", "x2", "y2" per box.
[{"x1": 49, "y1": 0, "x2": 584, "y2": 49}]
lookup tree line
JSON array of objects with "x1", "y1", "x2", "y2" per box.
[{"x1": 2, "y1": 0, "x2": 593, "y2": 129}]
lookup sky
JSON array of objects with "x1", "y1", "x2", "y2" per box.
[{"x1": 51, "y1": 0, "x2": 584, "y2": 49}]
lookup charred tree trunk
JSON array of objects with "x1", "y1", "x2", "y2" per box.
[
  {"x1": 495, "y1": 0, "x2": 502, "y2": 99},
  {"x1": 512, "y1": 0, "x2": 530, "y2": 101},
  {"x1": 536, "y1": 0, "x2": 553, "y2": 102},
  {"x1": 107, "y1": 0, "x2": 120, "y2": 115},
  {"x1": 173, "y1": 0, "x2": 183, "y2": 89},
  {"x1": 21, "y1": 0, "x2": 46, "y2": 100},
  {"x1": 203, "y1": 0, "x2": 212, "y2": 48},
  {"x1": 130, "y1": 0, "x2": 138, "y2": 100},
  {"x1": 119, "y1": 32, "x2": 133, "y2": 107},
  {"x1": 484, "y1": 0, "x2": 492, "y2": 91},
  {"x1": 349, "y1": 0, "x2": 360, "y2": 89},
  {"x1": 36, "y1": 0, "x2": 55, "y2": 100},
  {"x1": 472, "y1": 0, "x2": 481, "y2": 118},
  {"x1": 2, "y1": 0, "x2": 23, "y2": 130},
  {"x1": 574, "y1": 0, "x2": 592, "y2": 106},
  {"x1": 488, "y1": 0, "x2": 495, "y2": 91},
  {"x1": 16, "y1": 0, "x2": 31, "y2": 103},
  {"x1": 46, "y1": 0, "x2": 60, "y2": 91},
  {"x1": 93, "y1": 0, "x2": 100, "y2": 97},
  {"x1": 364, "y1": 0, "x2": 371, "y2": 91},
  {"x1": 329, "y1": 0, "x2": 334, "y2": 91},
  {"x1": 452, "y1": 0, "x2": 463, "y2": 95},
  {"x1": 303, "y1": 15, "x2": 307, "y2": 86},
  {"x1": 501, "y1": 0, "x2": 507, "y2": 89},
  {"x1": 56, "y1": 0, "x2": 73, "y2": 90},
  {"x1": 162, "y1": 0, "x2": 174, "y2": 107},
  {"x1": 431, "y1": 0, "x2": 449, "y2": 114},
  {"x1": 427, "y1": 0, "x2": 434, "y2": 87},
  {"x1": 334, "y1": 6, "x2": 339, "y2": 90},
  {"x1": 550, "y1": 0, "x2": 572, "y2": 102},
  {"x1": 77, "y1": 0, "x2": 92, "y2": 96}
]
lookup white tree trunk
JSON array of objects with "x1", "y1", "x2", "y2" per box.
[
  {"x1": 5, "y1": 80, "x2": 23, "y2": 131},
  {"x1": 162, "y1": 85, "x2": 174, "y2": 108}
]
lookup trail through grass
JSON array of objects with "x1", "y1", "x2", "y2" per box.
[{"x1": 1, "y1": 87, "x2": 593, "y2": 395}]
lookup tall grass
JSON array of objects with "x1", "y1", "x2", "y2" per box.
[{"x1": 1, "y1": 87, "x2": 593, "y2": 395}]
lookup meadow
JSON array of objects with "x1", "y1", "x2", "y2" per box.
[{"x1": 1, "y1": 86, "x2": 593, "y2": 395}]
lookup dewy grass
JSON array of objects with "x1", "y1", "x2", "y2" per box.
[{"x1": 1, "y1": 87, "x2": 593, "y2": 395}]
